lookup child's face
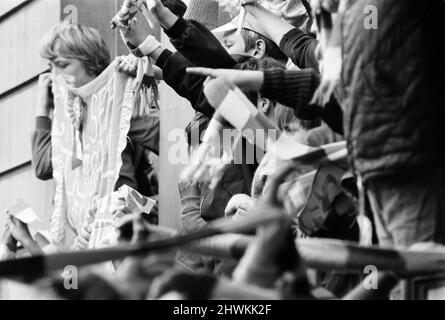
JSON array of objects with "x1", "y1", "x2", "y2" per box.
[
  {"x1": 221, "y1": 30, "x2": 250, "y2": 57},
  {"x1": 48, "y1": 50, "x2": 95, "y2": 88}
]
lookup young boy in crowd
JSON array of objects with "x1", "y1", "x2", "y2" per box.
[
  {"x1": 116, "y1": 1, "x2": 294, "y2": 235},
  {"x1": 32, "y1": 23, "x2": 160, "y2": 250}
]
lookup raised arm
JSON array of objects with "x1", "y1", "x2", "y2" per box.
[
  {"x1": 32, "y1": 73, "x2": 54, "y2": 181},
  {"x1": 152, "y1": 1, "x2": 236, "y2": 68},
  {"x1": 32, "y1": 117, "x2": 53, "y2": 180},
  {"x1": 119, "y1": 14, "x2": 218, "y2": 117},
  {"x1": 187, "y1": 67, "x2": 343, "y2": 134},
  {"x1": 244, "y1": 3, "x2": 319, "y2": 70}
]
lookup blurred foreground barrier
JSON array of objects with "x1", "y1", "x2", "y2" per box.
[
  {"x1": 2, "y1": 216, "x2": 445, "y2": 279},
  {"x1": 190, "y1": 236, "x2": 445, "y2": 276},
  {"x1": 0, "y1": 211, "x2": 279, "y2": 279}
]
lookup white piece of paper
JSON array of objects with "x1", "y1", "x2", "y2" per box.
[
  {"x1": 8, "y1": 200, "x2": 52, "y2": 242},
  {"x1": 218, "y1": 89, "x2": 257, "y2": 130},
  {"x1": 272, "y1": 134, "x2": 314, "y2": 160}
]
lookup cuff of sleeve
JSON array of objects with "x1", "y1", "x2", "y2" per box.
[
  {"x1": 132, "y1": 35, "x2": 161, "y2": 57},
  {"x1": 36, "y1": 116, "x2": 52, "y2": 130},
  {"x1": 164, "y1": 17, "x2": 188, "y2": 39},
  {"x1": 155, "y1": 49, "x2": 173, "y2": 69}
]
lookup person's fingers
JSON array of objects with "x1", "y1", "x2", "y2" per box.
[
  {"x1": 115, "y1": 57, "x2": 123, "y2": 70},
  {"x1": 123, "y1": 64, "x2": 131, "y2": 73},
  {"x1": 76, "y1": 236, "x2": 89, "y2": 248},
  {"x1": 117, "y1": 56, "x2": 137, "y2": 75},
  {"x1": 112, "y1": 203, "x2": 126, "y2": 212},
  {"x1": 15, "y1": 217, "x2": 25, "y2": 228},
  {"x1": 39, "y1": 73, "x2": 52, "y2": 85},
  {"x1": 112, "y1": 210, "x2": 126, "y2": 222},
  {"x1": 225, "y1": 198, "x2": 240, "y2": 216},
  {"x1": 1, "y1": 227, "x2": 12, "y2": 241},
  {"x1": 208, "y1": 158, "x2": 227, "y2": 190},
  {"x1": 153, "y1": 65, "x2": 163, "y2": 80},
  {"x1": 78, "y1": 235, "x2": 90, "y2": 246},
  {"x1": 126, "y1": 57, "x2": 137, "y2": 71},
  {"x1": 79, "y1": 225, "x2": 92, "y2": 241},
  {"x1": 115, "y1": 19, "x2": 129, "y2": 31},
  {"x1": 119, "y1": 62, "x2": 133, "y2": 75},
  {"x1": 186, "y1": 67, "x2": 215, "y2": 77},
  {"x1": 203, "y1": 76, "x2": 212, "y2": 87},
  {"x1": 126, "y1": 64, "x2": 136, "y2": 74},
  {"x1": 118, "y1": 60, "x2": 126, "y2": 71},
  {"x1": 6, "y1": 215, "x2": 15, "y2": 229},
  {"x1": 129, "y1": 17, "x2": 138, "y2": 28},
  {"x1": 132, "y1": 216, "x2": 149, "y2": 243},
  {"x1": 7, "y1": 216, "x2": 21, "y2": 229},
  {"x1": 112, "y1": 194, "x2": 126, "y2": 205},
  {"x1": 39, "y1": 72, "x2": 51, "y2": 79},
  {"x1": 263, "y1": 164, "x2": 296, "y2": 206},
  {"x1": 119, "y1": 58, "x2": 127, "y2": 69}
]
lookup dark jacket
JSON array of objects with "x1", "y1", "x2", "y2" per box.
[
  {"x1": 280, "y1": 27, "x2": 319, "y2": 70},
  {"x1": 340, "y1": 0, "x2": 445, "y2": 182}
]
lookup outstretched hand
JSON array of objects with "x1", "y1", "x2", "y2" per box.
[
  {"x1": 225, "y1": 194, "x2": 256, "y2": 218},
  {"x1": 115, "y1": 55, "x2": 163, "y2": 80},
  {"x1": 233, "y1": 165, "x2": 303, "y2": 288},
  {"x1": 1, "y1": 226, "x2": 17, "y2": 252},
  {"x1": 6, "y1": 215, "x2": 33, "y2": 245}
]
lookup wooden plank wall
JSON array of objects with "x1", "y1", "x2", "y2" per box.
[
  {"x1": 0, "y1": 0, "x2": 29, "y2": 17},
  {"x1": 0, "y1": 0, "x2": 60, "y2": 95},
  {"x1": 0, "y1": 84, "x2": 37, "y2": 173}
]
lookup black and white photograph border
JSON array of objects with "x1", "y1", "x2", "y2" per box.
[{"x1": 1, "y1": 0, "x2": 445, "y2": 305}]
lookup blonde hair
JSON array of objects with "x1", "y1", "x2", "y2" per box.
[{"x1": 40, "y1": 22, "x2": 110, "y2": 76}]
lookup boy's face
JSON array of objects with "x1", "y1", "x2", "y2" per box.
[
  {"x1": 48, "y1": 41, "x2": 95, "y2": 88},
  {"x1": 221, "y1": 30, "x2": 251, "y2": 57}
]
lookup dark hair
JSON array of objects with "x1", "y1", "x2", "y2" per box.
[
  {"x1": 235, "y1": 56, "x2": 287, "y2": 71},
  {"x1": 240, "y1": 29, "x2": 288, "y2": 64},
  {"x1": 275, "y1": 104, "x2": 321, "y2": 133},
  {"x1": 185, "y1": 112, "x2": 210, "y2": 148},
  {"x1": 41, "y1": 22, "x2": 110, "y2": 76},
  {"x1": 236, "y1": 57, "x2": 321, "y2": 133},
  {"x1": 234, "y1": 57, "x2": 286, "y2": 104}
]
